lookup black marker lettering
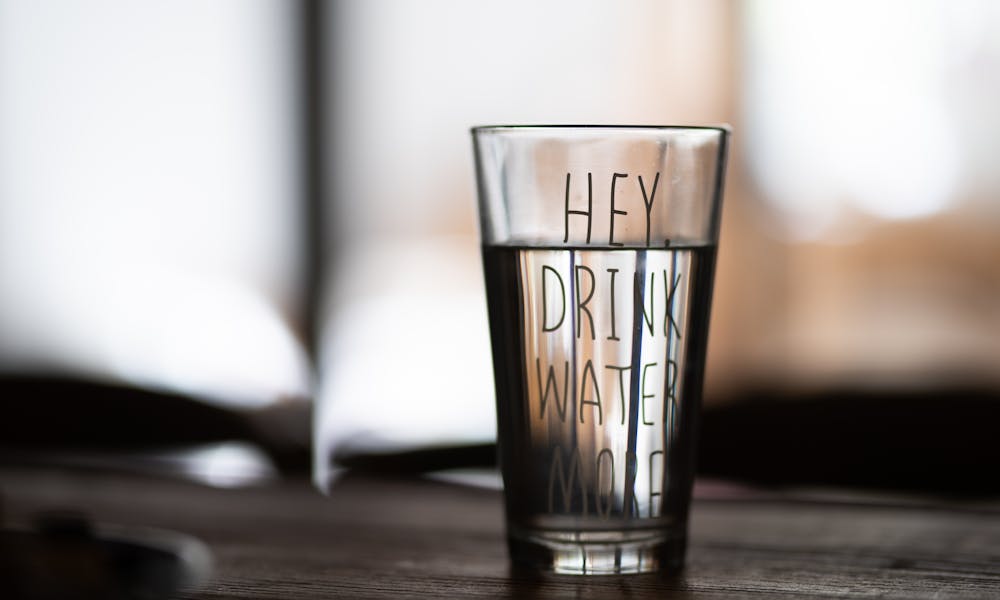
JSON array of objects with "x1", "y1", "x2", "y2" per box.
[
  {"x1": 563, "y1": 172, "x2": 593, "y2": 244},
  {"x1": 575, "y1": 265, "x2": 596, "y2": 340},
  {"x1": 636, "y1": 271, "x2": 655, "y2": 336},
  {"x1": 663, "y1": 270, "x2": 682, "y2": 339},
  {"x1": 607, "y1": 268, "x2": 620, "y2": 340},
  {"x1": 579, "y1": 359, "x2": 603, "y2": 425},
  {"x1": 641, "y1": 362, "x2": 657, "y2": 426},
  {"x1": 536, "y1": 359, "x2": 569, "y2": 421},
  {"x1": 638, "y1": 172, "x2": 660, "y2": 247},
  {"x1": 649, "y1": 450, "x2": 664, "y2": 517},
  {"x1": 609, "y1": 173, "x2": 628, "y2": 247},
  {"x1": 541, "y1": 265, "x2": 566, "y2": 332},
  {"x1": 549, "y1": 446, "x2": 587, "y2": 515},
  {"x1": 595, "y1": 448, "x2": 615, "y2": 519},
  {"x1": 605, "y1": 364, "x2": 631, "y2": 425}
]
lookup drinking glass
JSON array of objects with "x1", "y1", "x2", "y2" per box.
[{"x1": 473, "y1": 125, "x2": 729, "y2": 574}]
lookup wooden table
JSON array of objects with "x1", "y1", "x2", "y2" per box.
[{"x1": 3, "y1": 467, "x2": 1000, "y2": 599}]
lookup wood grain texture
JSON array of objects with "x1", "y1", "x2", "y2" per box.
[{"x1": 2, "y1": 468, "x2": 999, "y2": 599}]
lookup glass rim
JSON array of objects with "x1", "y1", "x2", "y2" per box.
[{"x1": 471, "y1": 124, "x2": 731, "y2": 135}]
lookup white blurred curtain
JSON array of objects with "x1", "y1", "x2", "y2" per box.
[{"x1": 0, "y1": 0, "x2": 310, "y2": 407}]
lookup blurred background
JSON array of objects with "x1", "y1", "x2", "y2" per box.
[{"x1": 2, "y1": 0, "x2": 999, "y2": 494}]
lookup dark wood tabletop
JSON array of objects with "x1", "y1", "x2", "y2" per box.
[{"x1": 3, "y1": 467, "x2": 1000, "y2": 599}]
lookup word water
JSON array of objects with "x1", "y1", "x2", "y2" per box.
[{"x1": 483, "y1": 245, "x2": 715, "y2": 534}]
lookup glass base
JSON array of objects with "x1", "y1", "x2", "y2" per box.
[{"x1": 507, "y1": 526, "x2": 687, "y2": 575}]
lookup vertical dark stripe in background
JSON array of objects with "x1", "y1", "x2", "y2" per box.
[{"x1": 299, "y1": 0, "x2": 325, "y2": 362}]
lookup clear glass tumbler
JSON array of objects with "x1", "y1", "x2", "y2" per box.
[{"x1": 473, "y1": 125, "x2": 729, "y2": 574}]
